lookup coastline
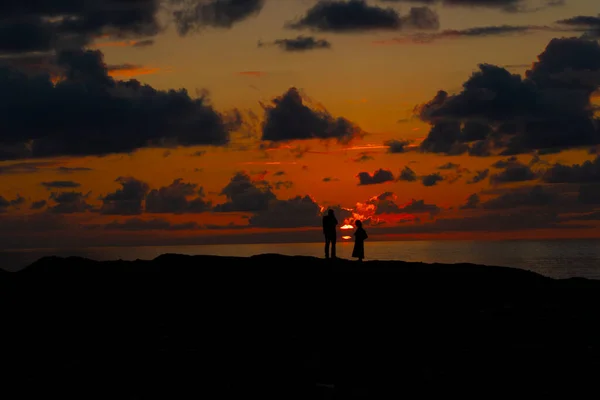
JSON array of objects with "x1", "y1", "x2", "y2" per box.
[{"x1": 3, "y1": 254, "x2": 600, "y2": 398}]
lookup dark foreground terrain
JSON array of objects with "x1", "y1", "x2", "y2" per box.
[{"x1": 2, "y1": 254, "x2": 600, "y2": 399}]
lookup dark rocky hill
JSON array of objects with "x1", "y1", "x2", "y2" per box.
[{"x1": 2, "y1": 254, "x2": 600, "y2": 399}]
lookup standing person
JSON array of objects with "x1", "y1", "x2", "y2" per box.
[
  {"x1": 322, "y1": 209, "x2": 338, "y2": 259},
  {"x1": 352, "y1": 220, "x2": 368, "y2": 262}
]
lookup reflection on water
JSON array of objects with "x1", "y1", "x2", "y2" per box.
[{"x1": 2, "y1": 239, "x2": 600, "y2": 280}]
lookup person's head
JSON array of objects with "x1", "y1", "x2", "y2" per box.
[
  {"x1": 355, "y1": 220, "x2": 362, "y2": 228},
  {"x1": 328, "y1": 209, "x2": 334, "y2": 216}
]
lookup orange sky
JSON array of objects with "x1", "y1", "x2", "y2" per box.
[{"x1": 1, "y1": 0, "x2": 600, "y2": 249}]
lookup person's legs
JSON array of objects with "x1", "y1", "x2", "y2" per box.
[
  {"x1": 331, "y1": 238, "x2": 337, "y2": 258},
  {"x1": 325, "y1": 237, "x2": 331, "y2": 258}
]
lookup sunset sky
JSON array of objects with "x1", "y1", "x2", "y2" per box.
[{"x1": 1, "y1": 0, "x2": 600, "y2": 249}]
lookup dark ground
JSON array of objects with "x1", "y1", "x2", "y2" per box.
[{"x1": 2, "y1": 254, "x2": 600, "y2": 399}]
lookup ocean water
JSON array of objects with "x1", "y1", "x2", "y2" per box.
[{"x1": 2, "y1": 239, "x2": 600, "y2": 279}]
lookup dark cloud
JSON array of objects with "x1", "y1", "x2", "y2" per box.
[
  {"x1": 467, "y1": 169, "x2": 489, "y2": 184},
  {"x1": 357, "y1": 168, "x2": 395, "y2": 185},
  {"x1": 273, "y1": 180, "x2": 294, "y2": 190},
  {"x1": 48, "y1": 191, "x2": 93, "y2": 214},
  {"x1": 380, "y1": 209, "x2": 577, "y2": 235},
  {"x1": 287, "y1": 1, "x2": 439, "y2": 32},
  {"x1": 416, "y1": 38, "x2": 600, "y2": 156},
  {"x1": 398, "y1": 166, "x2": 417, "y2": 182},
  {"x1": 30, "y1": 200, "x2": 47, "y2": 210},
  {"x1": 323, "y1": 177, "x2": 339, "y2": 182},
  {"x1": 100, "y1": 177, "x2": 149, "y2": 215},
  {"x1": 490, "y1": 162, "x2": 538, "y2": 184},
  {"x1": 578, "y1": 184, "x2": 600, "y2": 204},
  {"x1": 483, "y1": 185, "x2": 557, "y2": 209},
  {"x1": 370, "y1": 192, "x2": 402, "y2": 214},
  {"x1": 542, "y1": 156, "x2": 600, "y2": 183},
  {"x1": 214, "y1": 171, "x2": 276, "y2": 212},
  {"x1": 41, "y1": 181, "x2": 81, "y2": 189},
  {"x1": 0, "y1": 49, "x2": 238, "y2": 160},
  {"x1": 145, "y1": 178, "x2": 211, "y2": 213},
  {"x1": 460, "y1": 193, "x2": 480, "y2": 209},
  {"x1": 0, "y1": 161, "x2": 56, "y2": 174},
  {"x1": 259, "y1": 35, "x2": 331, "y2": 52},
  {"x1": 261, "y1": 87, "x2": 364, "y2": 143},
  {"x1": 273, "y1": 170, "x2": 286, "y2": 176},
  {"x1": 382, "y1": 25, "x2": 548, "y2": 45},
  {"x1": 397, "y1": 199, "x2": 441, "y2": 215},
  {"x1": 0, "y1": 194, "x2": 24, "y2": 212},
  {"x1": 492, "y1": 156, "x2": 519, "y2": 169},
  {"x1": 248, "y1": 195, "x2": 322, "y2": 228},
  {"x1": 438, "y1": 162, "x2": 460, "y2": 170},
  {"x1": 0, "y1": 0, "x2": 162, "y2": 56},
  {"x1": 421, "y1": 173, "x2": 444, "y2": 186},
  {"x1": 56, "y1": 166, "x2": 93, "y2": 173},
  {"x1": 385, "y1": 139, "x2": 411, "y2": 153},
  {"x1": 557, "y1": 15, "x2": 600, "y2": 39},
  {"x1": 381, "y1": 0, "x2": 564, "y2": 13},
  {"x1": 171, "y1": 0, "x2": 265, "y2": 35},
  {"x1": 105, "y1": 217, "x2": 200, "y2": 231},
  {"x1": 353, "y1": 152, "x2": 374, "y2": 162}
]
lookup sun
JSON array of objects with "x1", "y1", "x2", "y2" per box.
[{"x1": 340, "y1": 224, "x2": 354, "y2": 230}]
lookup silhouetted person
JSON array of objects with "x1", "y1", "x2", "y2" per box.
[
  {"x1": 322, "y1": 209, "x2": 338, "y2": 259},
  {"x1": 352, "y1": 220, "x2": 368, "y2": 262}
]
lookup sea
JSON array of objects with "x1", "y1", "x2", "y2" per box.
[{"x1": 2, "y1": 239, "x2": 600, "y2": 280}]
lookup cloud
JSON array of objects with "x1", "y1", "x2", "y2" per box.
[
  {"x1": 467, "y1": 169, "x2": 489, "y2": 184},
  {"x1": 490, "y1": 162, "x2": 538, "y2": 184},
  {"x1": 357, "y1": 168, "x2": 395, "y2": 185},
  {"x1": 353, "y1": 152, "x2": 374, "y2": 162},
  {"x1": 460, "y1": 193, "x2": 480, "y2": 209},
  {"x1": 104, "y1": 217, "x2": 200, "y2": 231},
  {"x1": 385, "y1": 139, "x2": 411, "y2": 153},
  {"x1": 397, "y1": 198, "x2": 441, "y2": 215},
  {"x1": 374, "y1": 25, "x2": 548, "y2": 45},
  {"x1": 438, "y1": 162, "x2": 460, "y2": 170},
  {"x1": 214, "y1": 171, "x2": 276, "y2": 212},
  {"x1": 100, "y1": 177, "x2": 150, "y2": 215},
  {"x1": 56, "y1": 166, "x2": 93, "y2": 174},
  {"x1": 578, "y1": 184, "x2": 600, "y2": 204},
  {"x1": 0, "y1": 194, "x2": 24, "y2": 212},
  {"x1": 421, "y1": 172, "x2": 444, "y2": 186},
  {"x1": 542, "y1": 156, "x2": 600, "y2": 183},
  {"x1": 30, "y1": 200, "x2": 47, "y2": 210},
  {"x1": 261, "y1": 87, "x2": 364, "y2": 143},
  {"x1": 323, "y1": 177, "x2": 339, "y2": 182},
  {"x1": 171, "y1": 0, "x2": 265, "y2": 35},
  {"x1": 379, "y1": 0, "x2": 563, "y2": 13},
  {"x1": 482, "y1": 185, "x2": 557, "y2": 209},
  {"x1": 273, "y1": 180, "x2": 294, "y2": 190},
  {"x1": 398, "y1": 166, "x2": 417, "y2": 182},
  {"x1": 48, "y1": 191, "x2": 93, "y2": 214},
  {"x1": 145, "y1": 178, "x2": 211, "y2": 213},
  {"x1": 259, "y1": 36, "x2": 331, "y2": 52},
  {"x1": 287, "y1": 1, "x2": 439, "y2": 32},
  {"x1": 557, "y1": 15, "x2": 600, "y2": 39},
  {"x1": 248, "y1": 195, "x2": 322, "y2": 228},
  {"x1": 41, "y1": 181, "x2": 81, "y2": 189},
  {"x1": 0, "y1": 49, "x2": 239, "y2": 160},
  {"x1": 0, "y1": 0, "x2": 162, "y2": 56},
  {"x1": 415, "y1": 37, "x2": 600, "y2": 156}
]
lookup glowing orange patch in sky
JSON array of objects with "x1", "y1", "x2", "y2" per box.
[
  {"x1": 342, "y1": 236, "x2": 352, "y2": 240},
  {"x1": 238, "y1": 71, "x2": 266, "y2": 77},
  {"x1": 340, "y1": 224, "x2": 354, "y2": 230},
  {"x1": 108, "y1": 66, "x2": 161, "y2": 78}
]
